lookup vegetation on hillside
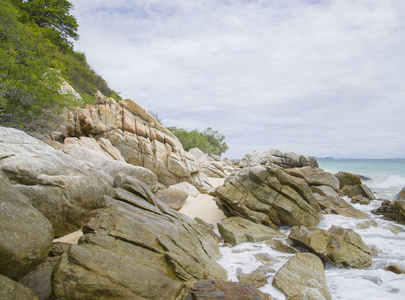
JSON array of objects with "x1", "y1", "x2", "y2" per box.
[
  {"x1": 0, "y1": 0, "x2": 120, "y2": 132},
  {"x1": 168, "y1": 126, "x2": 229, "y2": 156}
]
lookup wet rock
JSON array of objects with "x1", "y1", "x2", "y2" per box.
[
  {"x1": 341, "y1": 184, "x2": 376, "y2": 200},
  {"x1": 272, "y1": 252, "x2": 331, "y2": 300},
  {"x1": 372, "y1": 200, "x2": 405, "y2": 225},
  {"x1": 385, "y1": 264, "x2": 405, "y2": 274},
  {"x1": 0, "y1": 274, "x2": 38, "y2": 300},
  {"x1": 216, "y1": 165, "x2": 321, "y2": 230},
  {"x1": 218, "y1": 217, "x2": 287, "y2": 246},
  {"x1": 237, "y1": 270, "x2": 268, "y2": 288},
  {"x1": 289, "y1": 226, "x2": 372, "y2": 269},
  {"x1": 188, "y1": 280, "x2": 273, "y2": 300},
  {"x1": 314, "y1": 194, "x2": 369, "y2": 219},
  {"x1": 0, "y1": 171, "x2": 53, "y2": 281}
]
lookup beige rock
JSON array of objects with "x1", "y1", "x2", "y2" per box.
[
  {"x1": 273, "y1": 253, "x2": 331, "y2": 300},
  {"x1": 315, "y1": 194, "x2": 369, "y2": 219},
  {"x1": 289, "y1": 226, "x2": 372, "y2": 269},
  {"x1": 216, "y1": 165, "x2": 321, "y2": 229},
  {"x1": 155, "y1": 188, "x2": 188, "y2": 210},
  {"x1": 218, "y1": 217, "x2": 287, "y2": 246}
]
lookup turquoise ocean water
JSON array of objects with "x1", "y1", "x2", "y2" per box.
[{"x1": 317, "y1": 159, "x2": 405, "y2": 200}]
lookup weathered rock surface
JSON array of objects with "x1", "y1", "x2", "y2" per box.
[
  {"x1": 216, "y1": 165, "x2": 321, "y2": 230},
  {"x1": 0, "y1": 274, "x2": 38, "y2": 300},
  {"x1": 218, "y1": 217, "x2": 287, "y2": 246},
  {"x1": 61, "y1": 93, "x2": 217, "y2": 191},
  {"x1": 272, "y1": 252, "x2": 331, "y2": 300},
  {"x1": 155, "y1": 188, "x2": 188, "y2": 210},
  {"x1": 335, "y1": 171, "x2": 362, "y2": 189},
  {"x1": 52, "y1": 178, "x2": 227, "y2": 299},
  {"x1": 0, "y1": 171, "x2": 53, "y2": 281},
  {"x1": 314, "y1": 194, "x2": 369, "y2": 219},
  {"x1": 237, "y1": 270, "x2": 269, "y2": 288},
  {"x1": 188, "y1": 280, "x2": 273, "y2": 300},
  {"x1": 239, "y1": 149, "x2": 318, "y2": 169},
  {"x1": 285, "y1": 166, "x2": 339, "y2": 191},
  {"x1": 0, "y1": 126, "x2": 113, "y2": 237},
  {"x1": 289, "y1": 226, "x2": 372, "y2": 268},
  {"x1": 372, "y1": 199, "x2": 405, "y2": 225}
]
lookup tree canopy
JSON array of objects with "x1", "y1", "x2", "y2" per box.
[
  {"x1": 168, "y1": 126, "x2": 229, "y2": 156},
  {"x1": 0, "y1": 0, "x2": 119, "y2": 132}
]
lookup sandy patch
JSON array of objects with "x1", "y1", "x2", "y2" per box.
[
  {"x1": 53, "y1": 230, "x2": 83, "y2": 244},
  {"x1": 179, "y1": 177, "x2": 227, "y2": 226}
]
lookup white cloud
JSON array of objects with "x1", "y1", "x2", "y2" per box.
[{"x1": 69, "y1": 0, "x2": 405, "y2": 158}]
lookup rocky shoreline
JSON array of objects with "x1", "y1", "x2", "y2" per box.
[{"x1": 1, "y1": 93, "x2": 405, "y2": 299}]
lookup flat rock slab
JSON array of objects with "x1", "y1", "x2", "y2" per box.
[
  {"x1": 273, "y1": 252, "x2": 331, "y2": 300},
  {"x1": 218, "y1": 217, "x2": 287, "y2": 246}
]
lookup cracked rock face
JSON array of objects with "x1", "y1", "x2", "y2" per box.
[
  {"x1": 52, "y1": 178, "x2": 227, "y2": 299},
  {"x1": 215, "y1": 165, "x2": 321, "y2": 229},
  {"x1": 63, "y1": 93, "x2": 212, "y2": 191},
  {"x1": 289, "y1": 225, "x2": 372, "y2": 269}
]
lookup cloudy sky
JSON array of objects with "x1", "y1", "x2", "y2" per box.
[{"x1": 69, "y1": 0, "x2": 405, "y2": 159}]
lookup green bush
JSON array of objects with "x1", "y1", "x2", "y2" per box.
[{"x1": 168, "y1": 126, "x2": 228, "y2": 156}]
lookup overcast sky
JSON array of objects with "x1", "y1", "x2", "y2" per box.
[{"x1": 69, "y1": 0, "x2": 405, "y2": 159}]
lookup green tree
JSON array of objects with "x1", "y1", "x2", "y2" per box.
[
  {"x1": 11, "y1": 0, "x2": 78, "y2": 49},
  {"x1": 0, "y1": 0, "x2": 72, "y2": 131},
  {"x1": 168, "y1": 126, "x2": 228, "y2": 156},
  {"x1": 1, "y1": 0, "x2": 120, "y2": 131}
]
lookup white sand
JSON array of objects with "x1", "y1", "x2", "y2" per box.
[
  {"x1": 53, "y1": 230, "x2": 83, "y2": 244},
  {"x1": 179, "y1": 177, "x2": 226, "y2": 226}
]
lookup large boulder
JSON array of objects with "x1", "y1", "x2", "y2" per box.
[
  {"x1": 289, "y1": 226, "x2": 372, "y2": 269},
  {"x1": 0, "y1": 171, "x2": 53, "y2": 281},
  {"x1": 0, "y1": 274, "x2": 38, "y2": 300},
  {"x1": 239, "y1": 149, "x2": 318, "y2": 169},
  {"x1": 52, "y1": 178, "x2": 227, "y2": 299},
  {"x1": 0, "y1": 126, "x2": 113, "y2": 237},
  {"x1": 272, "y1": 252, "x2": 331, "y2": 300},
  {"x1": 218, "y1": 217, "x2": 287, "y2": 246},
  {"x1": 334, "y1": 171, "x2": 362, "y2": 189},
  {"x1": 215, "y1": 165, "x2": 321, "y2": 230}
]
